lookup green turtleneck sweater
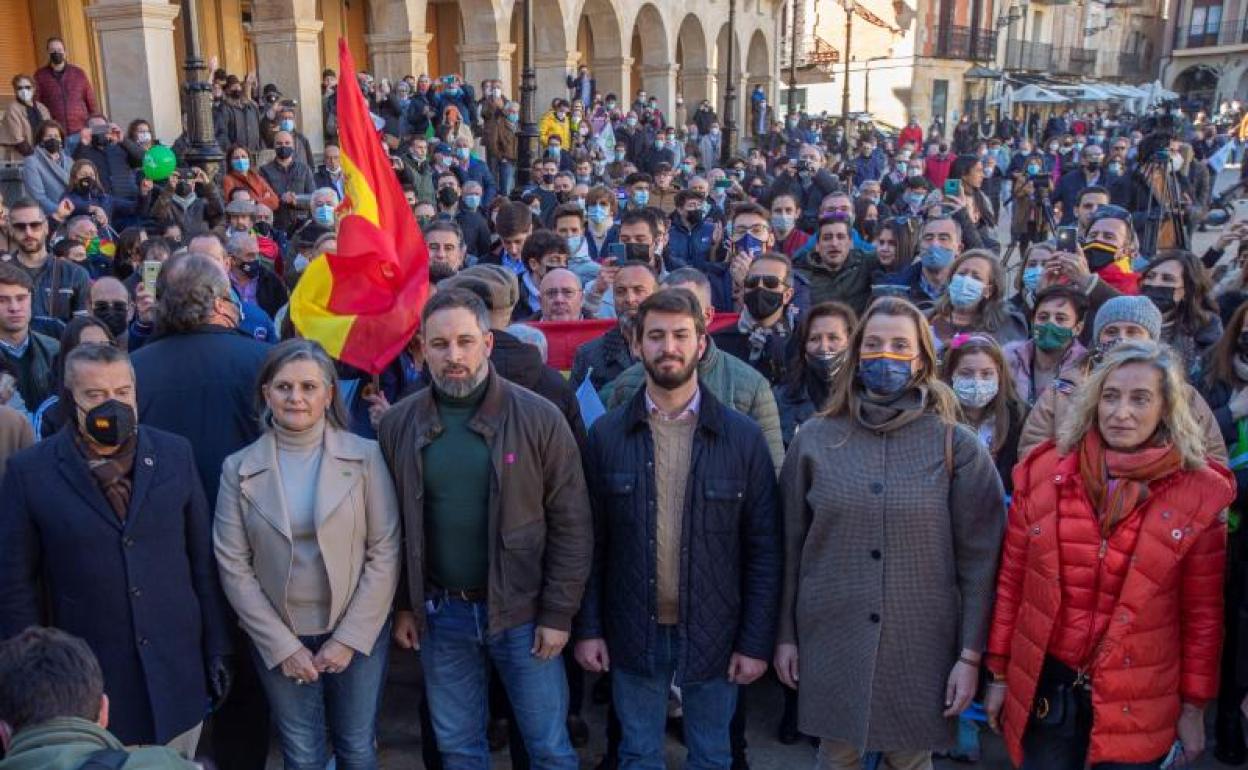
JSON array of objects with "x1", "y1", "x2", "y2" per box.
[{"x1": 422, "y1": 379, "x2": 491, "y2": 591}]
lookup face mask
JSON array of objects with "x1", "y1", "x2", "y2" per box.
[
  {"x1": 686, "y1": 209, "x2": 705, "y2": 228},
  {"x1": 275, "y1": 146, "x2": 295, "y2": 161},
  {"x1": 952, "y1": 376, "x2": 998, "y2": 408},
  {"x1": 1022, "y1": 266, "x2": 1043, "y2": 294},
  {"x1": 771, "y1": 213, "x2": 795, "y2": 234},
  {"x1": 1032, "y1": 322, "x2": 1075, "y2": 353},
  {"x1": 858, "y1": 219, "x2": 879, "y2": 240},
  {"x1": 903, "y1": 192, "x2": 926, "y2": 210},
  {"x1": 463, "y1": 193, "x2": 481, "y2": 210},
  {"x1": 907, "y1": 167, "x2": 924, "y2": 179},
  {"x1": 279, "y1": 119, "x2": 295, "y2": 133},
  {"x1": 548, "y1": 146, "x2": 562, "y2": 158},
  {"x1": 1169, "y1": 154, "x2": 1183, "y2": 173},
  {"x1": 627, "y1": 117, "x2": 638, "y2": 127},
  {"x1": 174, "y1": 180, "x2": 193, "y2": 198},
  {"x1": 530, "y1": 204, "x2": 542, "y2": 217},
  {"x1": 566, "y1": 234, "x2": 585, "y2": 253},
  {"x1": 437, "y1": 187, "x2": 460, "y2": 207},
  {"x1": 587, "y1": 204, "x2": 610, "y2": 224},
  {"x1": 1141, "y1": 283, "x2": 1177, "y2": 315},
  {"x1": 1085, "y1": 158, "x2": 1101, "y2": 171},
  {"x1": 859, "y1": 353, "x2": 914, "y2": 396},
  {"x1": 654, "y1": 140, "x2": 664, "y2": 150},
  {"x1": 93, "y1": 305, "x2": 129, "y2": 339},
  {"x1": 1108, "y1": 162, "x2": 1123, "y2": 176},
  {"x1": 743, "y1": 287, "x2": 785, "y2": 320},
  {"x1": 1081, "y1": 240, "x2": 1118, "y2": 271},
  {"x1": 253, "y1": 221, "x2": 272, "y2": 237},
  {"x1": 947, "y1": 273, "x2": 986, "y2": 309},
  {"x1": 15, "y1": 87, "x2": 32, "y2": 103},
  {"x1": 631, "y1": 189, "x2": 650, "y2": 206},
  {"x1": 1048, "y1": 144, "x2": 1059, "y2": 153},
  {"x1": 293, "y1": 253, "x2": 310, "y2": 273},
  {"x1": 919, "y1": 244, "x2": 955, "y2": 271},
  {"x1": 50, "y1": 52, "x2": 66, "y2": 66},
  {"x1": 135, "y1": 130, "x2": 152, "y2": 145},
  {"x1": 41, "y1": 137, "x2": 62, "y2": 154},
  {"x1": 455, "y1": 146, "x2": 471, "y2": 161},
  {"x1": 77, "y1": 398, "x2": 136, "y2": 448},
  {"x1": 507, "y1": 113, "x2": 519, "y2": 124},
  {"x1": 808, "y1": 350, "x2": 845, "y2": 382},
  {"x1": 231, "y1": 157, "x2": 250, "y2": 173},
  {"x1": 238, "y1": 260, "x2": 261, "y2": 279},
  {"x1": 710, "y1": 127, "x2": 721, "y2": 136},
  {"x1": 76, "y1": 179, "x2": 93, "y2": 194},
  {"x1": 734, "y1": 232, "x2": 765, "y2": 260},
  {"x1": 314, "y1": 204, "x2": 336, "y2": 227}
]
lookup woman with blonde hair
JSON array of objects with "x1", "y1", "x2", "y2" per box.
[
  {"x1": 928, "y1": 248, "x2": 1029, "y2": 349},
  {"x1": 777, "y1": 296, "x2": 1005, "y2": 769},
  {"x1": 985, "y1": 341, "x2": 1233, "y2": 768},
  {"x1": 214, "y1": 339, "x2": 401, "y2": 769}
]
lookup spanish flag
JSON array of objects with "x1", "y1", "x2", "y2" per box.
[{"x1": 289, "y1": 38, "x2": 429, "y2": 374}]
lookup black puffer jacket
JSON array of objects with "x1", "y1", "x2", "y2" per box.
[
  {"x1": 570, "y1": 325, "x2": 635, "y2": 393},
  {"x1": 575, "y1": 386, "x2": 782, "y2": 683}
]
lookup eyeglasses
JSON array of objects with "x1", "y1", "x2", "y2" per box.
[
  {"x1": 744, "y1": 275, "x2": 785, "y2": 290},
  {"x1": 543, "y1": 287, "x2": 581, "y2": 299},
  {"x1": 731, "y1": 224, "x2": 770, "y2": 238},
  {"x1": 10, "y1": 221, "x2": 44, "y2": 231}
]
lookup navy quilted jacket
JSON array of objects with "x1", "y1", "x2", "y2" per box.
[{"x1": 575, "y1": 386, "x2": 782, "y2": 683}]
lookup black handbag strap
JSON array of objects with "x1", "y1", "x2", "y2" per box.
[{"x1": 78, "y1": 748, "x2": 128, "y2": 770}]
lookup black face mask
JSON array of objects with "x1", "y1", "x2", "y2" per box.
[
  {"x1": 93, "y1": 304, "x2": 130, "y2": 338},
  {"x1": 1081, "y1": 241, "x2": 1118, "y2": 271},
  {"x1": 253, "y1": 221, "x2": 272, "y2": 237},
  {"x1": 686, "y1": 209, "x2": 704, "y2": 228},
  {"x1": 743, "y1": 287, "x2": 785, "y2": 320},
  {"x1": 78, "y1": 399, "x2": 137, "y2": 447},
  {"x1": 41, "y1": 137, "x2": 61, "y2": 154},
  {"x1": 76, "y1": 179, "x2": 93, "y2": 194},
  {"x1": 50, "y1": 52, "x2": 66, "y2": 66},
  {"x1": 228, "y1": 89, "x2": 243, "y2": 99},
  {"x1": 91, "y1": 133, "x2": 108, "y2": 148},
  {"x1": 807, "y1": 349, "x2": 846, "y2": 383},
  {"x1": 1141, "y1": 284, "x2": 1177, "y2": 315},
  {"x1": 174, "y1": 181, "x2": 192, "y2": 197},
  {"x1": 436, "y1": 187, "x2": 459, "y2": 207},
  {"x1": 238, "y1": 260, "x2": 261, "y2": 279},
  {"x1": 275, "y1": 146, "x2": 295, "y2": 161},
  {"x1": 541, "y1": 173, "x2": 556, "y2": 185},
  {"x1": 857, "y1": 219, "x2": 879, "y2": 240}
]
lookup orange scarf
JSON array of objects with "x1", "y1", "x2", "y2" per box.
[{"x1": 1078, "y1": 429, "x2": 1182, "y2": 536}]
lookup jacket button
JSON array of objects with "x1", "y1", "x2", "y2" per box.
[
  {"x1": 871, "y1": 549, "x2": 881, "y2": 560},
  {"x1": 869, "y1": 613, "x2": 880, "y2": 623},
  {"x1": 1162, "y1": 510, "x2": 1172, "y2": 519},
  {"x1": 138, "y1": 637, "x2": 149, "y2": 647},
  {"x1": 1053, "y1": 475, "x2": 1062, "y2": 482},
  {"x1": 130, "y1": 587, "x2": 141, "y2": 597},
  {"x1": 870, "y1": 482, "x2": 884, "y2": 494},
  {"x1": 1122, "y1": 705, "x2": 1130, "y2": 713},
  {"x1": 1031, "y1": 526, "x2": 1041, "y2": 535},
  {"x1": 123, "y1": 537, "x2": 135, "y2": 548}
]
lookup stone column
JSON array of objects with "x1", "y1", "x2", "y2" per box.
[
  {"x1": 84, "y1": 0, "x2": 182, "y2": 143},
  {"x1": 594, "y1": 56, "x2": 633, "y2": 103},
  {"x1": 367, "y1": 33, "x2": 433, "y2": 81},
  {"x1": 536, "y1": 53, "x2": 580, "y2": 109},
  {"x1": 250, "y1": 13, "x2": 325, "y2": 151},
  {"x1": 459, "y1": 43, "x2": 517, "y2": 101},
  {"x1": 682, "y1": 67, "x2": 715, "y2": 109},
  {"x1": 641, "y1": 64, "x2": 678, "y2": 119}
]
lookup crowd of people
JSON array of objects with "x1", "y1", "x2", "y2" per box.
[{"x1": 4, "y1": 32, "x2": 1248, "y2": 770}]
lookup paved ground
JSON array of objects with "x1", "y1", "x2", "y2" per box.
[{"x1": 266, "y1": 164, "x2": 1248, "y2": 769}]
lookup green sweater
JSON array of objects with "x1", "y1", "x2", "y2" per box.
[
  {"x1": 0, "y1": 717, "x2": 196, "y2": 770},
  {"x1": 422, "y1": 379, "x2": 491, "y2": 591}
]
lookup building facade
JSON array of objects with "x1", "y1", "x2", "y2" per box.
[
  {"x1": 0, "y1": 0, "x2": 783, "y2": 153},
  {"x1": 1160, "y1": 0, "x2": 1248, "y2": 108},
  {"x1": 996, "y1": 0, "x2": 1165, "y2": 84}
]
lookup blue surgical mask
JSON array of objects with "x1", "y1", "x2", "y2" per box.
[
  {"x1": 903, "y1": 192, "x2": 926, "y2": 210},
  {"x1": 1026, "y1": 163, "x2": 1041, "y2": 175},
  {"x1": 1022, "y1": 266, "x2": 1043, "y2": 293},
  {"x1": 631, "y1": 189, "x2": 650, "y2": 207},
  {"x1": 231, "y1": 157, "x2": 250, "y2": 174},
  {"x1": 947, "y1": 273, "x2": 985, "y2": 308},
  {"x1": 456, "y1": 147, "x2": 471, "y2": 160},
  {"x1": 463, "y1": 193, "x2": 481, "y2": 210},
  {"x1": 314, "y1": 204, "x2": 335, "y2": 227},
  {"x1": 567, "y1": 234, "x2": 585, "y2": 253},
  {"x1": 293, "y1": 254, "x2": 310, "y2": 273},
  {"x1": 280, "y1": 119, "x2": 295, "y2": 132},
  {"x1": 548, "y1": 146, "x2": 561, "y2": 158},
  {"x1": 859, "y1": 354, "x2": 914, "y2": 396},
  {"x1": 919, "y1": 244, "x2": 955, "y2": 271},
  {"x1": 587, "y1": 204, "x2": 610, "y2": 224}
]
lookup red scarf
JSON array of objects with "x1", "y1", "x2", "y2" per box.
[{"x1": 1078, "y1": 429, "x2": 1182, "y2": 536}]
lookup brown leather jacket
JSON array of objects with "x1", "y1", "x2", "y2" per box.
[
  {"x1": 377, "y1": 366, "x2": 592, "y2": 634},
  {"x1": 482, "y1": 102, "x2": 517, "y2": 164}
]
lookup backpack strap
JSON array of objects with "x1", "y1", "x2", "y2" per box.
[
  {"x1": 945, "y1": 423, "x2": 955, "y2": 480},
  {"x1": 78, "y1": 748, "x2": 128, "y2": 770}
]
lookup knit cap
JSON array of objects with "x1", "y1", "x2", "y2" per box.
[{"x1": 1092, "y1": 295, "x2": 1162, "y2": 343}]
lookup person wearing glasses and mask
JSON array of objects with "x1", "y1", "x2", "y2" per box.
[{"x1": 712, "y1": 252, "x2": 800, "y2": 386}]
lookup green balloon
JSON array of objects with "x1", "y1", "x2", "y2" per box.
[{"x1": 143, "y1": 145, "x2": 177, "y2": 181}]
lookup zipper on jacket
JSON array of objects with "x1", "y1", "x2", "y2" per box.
[{"x1": 1078, "y1": 536, "x2": 1109, "y2": 681}]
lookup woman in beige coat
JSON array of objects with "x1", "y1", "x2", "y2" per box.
[
  {"x1": 214, "y1": 339, "x2": 400, "y2": 770},
  {"x1": 0, "y1": 75, "x2": 50, "y2": 162}
]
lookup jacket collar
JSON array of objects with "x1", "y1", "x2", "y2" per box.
[
  {"x1": 52, "y1": 424, "x2": 157, "y2": 532},
  {"x1": 623, "y1": 373, "x2": 726, "y2": 437}
]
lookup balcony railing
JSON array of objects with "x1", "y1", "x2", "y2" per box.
[
  {"x1": 1175, "y1": 18, "x2": 1248, "y2": 49},
  {"x1": 1052, "y1": 46, "x2": 1098, "y2": 75},
  {"x1": 933, "y1": 25, "x2": 999, "y2": 61},
  {"x1": 1003, "y1": 40, "x2": 1053, "y2": 70}
]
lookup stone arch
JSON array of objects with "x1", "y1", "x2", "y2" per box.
[
  {"x1": 510, "y1": 0, "x2": 573, "y2": 111},
  {"x1": 1171, "y1": 64, "x2": 1219, "y2": 112},
  {"x1": 457, "y1": 0, "x2": 514, "y2": 95},
  {"x1": 574, "y1": 0, "x2": 628, "y2": 100},
  {"x1": 745, "y1": 28, "x2": 770, "y2": 107},
  {"x1": 630, "y1": 3, "x2": 675, "y2": 114},
  {"x1": 676, "y1": 14, "x2": 711, "y2": 107}
]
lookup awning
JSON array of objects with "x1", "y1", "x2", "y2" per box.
[
  {"x1": 1008, "y1": 84, "x2": 1070, "y2": 104},
  {"x1": 965, "y1": 66, "x2": 1004, "y2": 79}
]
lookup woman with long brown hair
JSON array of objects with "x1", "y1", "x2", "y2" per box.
[
  {"x1": 777, "y1": 296, "x2": 1005, "y2": 768},
  {"x1": 940, "y1": 333, "x2": 1026, "y2": 494},
  {"x1": 1138, "y1": 249, "x2": 1222, "y2": 380},
  {"x1": 927, "y1": 249, "x2": 1029, "y2": 349}
]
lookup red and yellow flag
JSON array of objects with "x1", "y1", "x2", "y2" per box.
[{"x1": 290, "y1": 38, "x2": 429, "y2": 374}]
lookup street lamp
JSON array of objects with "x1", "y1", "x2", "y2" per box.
[
  {"x1": 720, "y1": 0, "x2": 738, "y2": 165},
  {"x1": 517, "y1": 0, "x2": 539, "y2": 187},
  {"x1": 179, "y1": 0, "x2": 222, "y2": 171},
  {"x1": 840, "y1": 0, "x2": 853, "y2": 132},
  {"x1": 786, "y1": 0, "x2": 799, "y2": 118}
]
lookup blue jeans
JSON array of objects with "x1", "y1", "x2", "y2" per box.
[
  {"x1": 253, "y1": 620, "x2": 391, "y2": 770},
  {"x1": 499, "y1": 160, "x2": 516, "y2": 197},
  {"x1": 612, "y1": 626, "x2": 739, "y2": 769},
  {"x1": 422, "y1": 596, "x2": 577, "y2": 770}
]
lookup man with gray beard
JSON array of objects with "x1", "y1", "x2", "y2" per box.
[{"x1": 377, "y1": 288, "x2": 592, "y2": 769}]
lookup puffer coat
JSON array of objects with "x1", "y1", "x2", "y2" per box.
[{"x1": 987, "y1": 440, "x2": 1234, "y2": 766}]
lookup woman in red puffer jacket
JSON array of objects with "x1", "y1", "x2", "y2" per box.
[{"x1": 985, "y1": 340, "x2": 1235, "y2": 769}]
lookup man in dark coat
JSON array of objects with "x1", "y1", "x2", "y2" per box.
[
  {"x1": 0, "y1": 344, "x2": 231, "y2": 752},
  {"x1": 128, "y1": 253, "x2": 270, "y2": 770}
]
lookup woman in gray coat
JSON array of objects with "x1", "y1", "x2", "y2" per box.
[
  {"x1": 776, "y1": 296, "x2": 1005, "y2": 769},
  {"x1": 20, "y1": 119, "x2": 71, "y2": 216}
]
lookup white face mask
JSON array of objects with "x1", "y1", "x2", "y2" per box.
[{"x1": 1169, "y1": 154, "x2": 1183, "y2": 172}]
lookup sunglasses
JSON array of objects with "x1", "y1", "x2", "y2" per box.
[
  {"x1": 744, "y1": 275, "x2": 785, "y2": 290},
  {"x1": 93, "y1": 300, "x2": 128, "y2": 314},
  {"x1": 10, "y1": 221, "x2": 44, "y2": 231}
]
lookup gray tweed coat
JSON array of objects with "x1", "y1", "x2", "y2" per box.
[{"x1": 778, "y1": 394, "x2": 1005, "y2": 752}]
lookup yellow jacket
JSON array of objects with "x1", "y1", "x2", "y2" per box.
[{"x1": 539, "y1": 110, "x2": 571, "y2": 149}]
